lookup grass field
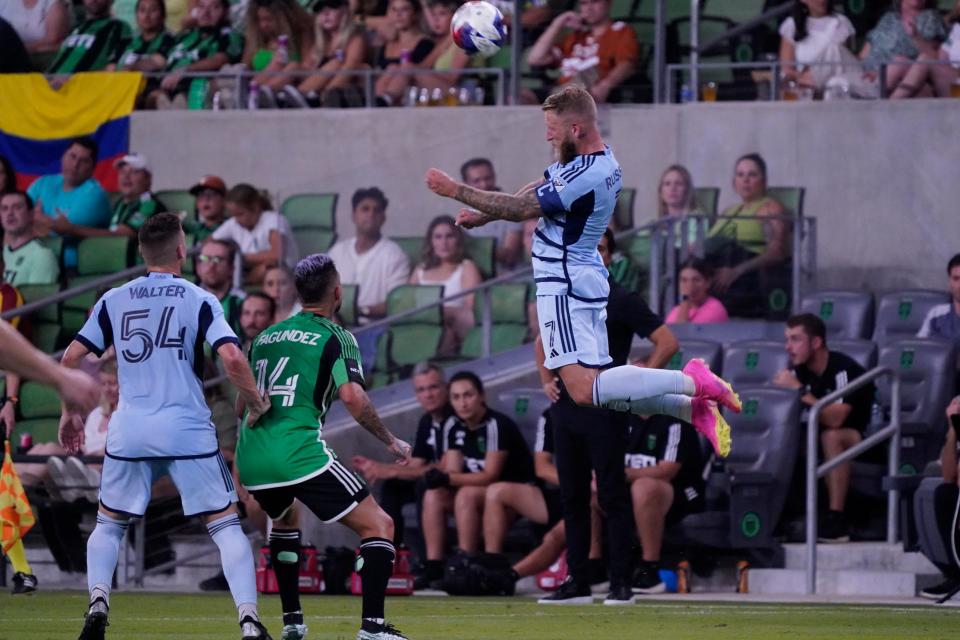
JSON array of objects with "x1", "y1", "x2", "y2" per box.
[{"x1": 0, "y1": 592, "x2": 957, "y2": 640}]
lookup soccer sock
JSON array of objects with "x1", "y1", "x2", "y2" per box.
[
  {"x1": 87, "y1": 513, "x2": 129, "y2": 605},
  {"x1": 358, "y1": 537, "x2": 396, "y2": 622},
  {"x1": 620, "y1": 394, "x2": 693, "y2": 422},
  {"x1": 207, "y1": 514, "x2": 258, "y2": 613},
  {"x1": 269, "y1": 528, "x2": 303, "y2": 626},
  {"x1": 6, "y1": 539, "x2": 32, "y2": 575},
  {"x1": 592, "y1": 366, "x2": 695, "y2": 409}
]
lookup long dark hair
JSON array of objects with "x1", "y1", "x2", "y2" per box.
[
  {"x1": 420, "y1": 215, "x2": 466, "y2": 270},
  {"x1": 0, "y1": 155, "x2": 15, "y2": 193},
  {"x1": 791, "y1": 0, "x2": 840, "y2": 42}
]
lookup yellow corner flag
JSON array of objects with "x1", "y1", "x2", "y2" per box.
[{"x1": 1, "y1": 440, "x2": 35, "y2": 554}]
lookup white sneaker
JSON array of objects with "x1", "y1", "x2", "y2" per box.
[
  {"x1": 281, "y1": 623, "x2": 308, "y2": 640},
  {"x1": 64, "y1": 456, "x2": 100, "y2": 503},
  {"x1": 46, "y1": 457, "x2": 81, "y2": 502},
  {"x1": 356, "y1": 621, "x2": 408, "y2": 639}
]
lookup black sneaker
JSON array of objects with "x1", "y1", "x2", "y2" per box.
[
  {"x1": 818, "y1": 511, "x2": 850, "y2": 543},
  {"x1": 920, "y1": 577, "x2": 960, "y2": 600},
  {"x1": 199, "y1": 571, "x2": 230, "y2": 591},
  {"x1": 240, "y1": 615, "x2": 273, "y2": 640},
  {"x1": 356, "y1": 620, "x2": 409, "y2": 639},
  {"x1": 632, "y1": 564, "x2": 666, "y2": 595},
  {"x1": 603, "y1": 583, "x2": 636, "y2": 606},
  {"x1": 11, "y1": 571, "x2": 38, "y2": 594},
  {"x1": 537, "y1": 577, "x2": 593, "y2": 605},
  {"x1": 78, "y1": 598, "x2": 109, "y2": 640}
]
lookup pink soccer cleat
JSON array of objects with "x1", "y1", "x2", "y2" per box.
[
  {"x1": 691, "y1": 397, "x2": 732, "y2": 458},
  {"x1": 683, "y1": 358, "x2": 742, "y2": 414}
]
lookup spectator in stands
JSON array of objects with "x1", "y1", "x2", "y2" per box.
[
  {"x1": 0, "y1": 17, "x2": 33, "y2": 73},
  {"x1": 186, "y1": 175, "x2": 228, "y2": 242},
  {"x1": 778, "y1": 0, "x2": 857, "y2": 92},
  {"x1": 213, "y1": 182, "x2": 298, "y2": 285},
  {"x1": 353, "y1": 361, "x2": 453, "y2": 565},
  {"x1": 704, "y1": 153, "x2": 789, "y2": 315},
  {"x1": 0, "y1": 0, "x2": 69, "y2": 67},
  {"x1": 280, "y1": 0, "x2": 367, "y2": 108},
  {"x1": 415, "y1": 0, "x2": 483, "y2": 96},
  {"x1": 149, "y1": 0, "x2": 244, "y2": 109},
  {"x1": 918, "y1": 253, "x2": 960, "y2": 347},
  {"x1": 0, "y1": 155, "x2": 16, "y2": 194},
  {"x1": 460, "y1": 158, "x2": 524, "y2": 272},
  {"x1": 657, "y1": 164, "x2": 706, "y2": 245},
  {"x1": 860, "y1": 0, "x2": 953, "y2": 98},
  {"x1": 263, "y1": 263, "x2": 302, "y2": 323},
  {"x1": 2, "y1": 191, "x2": 59, "y2": 286},
  {"x1": 108, "y1": 0, "x2": 176, "y2": 71},
  {"x1": 626, "y1": 415, "x2": 705, "y2": 594},
  {"x1": 242, "y1": 0, "x2": 313, "y2": 98},
  {"x1": 29, "y1": 137, "x2": 111, "y2": 271},
  {"x1": 50, "y1": 153, "x2": 166, "y2": 241},
  {"x1": 917, "y1": 395, "x2": 960, "y2": 599},
  {"x1": 196, "y1": 237, "x2": 246, "y2": 335},
  {"x1": 372, "y1": 0, "x2": 435, "y2": 106},
  {"x1": 421, "y1": 372, "x2": 534, "y2": 571},
  {"x1": 238, "y1": 291, "x2": 276, "y2": 350},
  {"x1": 665, "y1": 258, "x2": 729, "y2": 325},
  {"x1": 526, "y1": 0, "x2": 638, "y2": 104},
  {"x1": 410, "y1": 215, "x2": 481, "y2": 356},
  {"x1": 47, "y1": 0, "x2": 131, "y2": 74},
  {"x1": 773, "y1": 313, "x2": 874, "y2": 542},
  {"x1": 943, "y1": 2, "x2": 960, "y2": 70},
  {"x1": 328, "y1": 186, "x2": 410, "y2": 369}
]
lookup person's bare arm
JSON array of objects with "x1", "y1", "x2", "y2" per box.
[
  {"x1": 426, "y1": 169, "x2": 544, "y2": 223},
  {"x1": 644, "y1": 325, "x2": 679, "y2": 370},
  {"x1": 339, "y1": 381, "x2": 411, "y2": 462},
  {"x1": 779, "y1": 34, "x2": 798, "y2": 80},
  {"x1": 942, "y1": 427, "x2": 958, "y2": 484},
  {"x1": 28, "y1": 0, "x2": 69, "y2": 54},
  {"x1": 448, "y1": 450, "x2": 507, "y2": 486},
  {"x1": 1, "y1": 373, "x2": 20, "y2": 438},
  {"x1": 57, "y1": 340, "x2": 101, "y2": 452},
  {"x1": 217, "y1": 342, "x2": 271, "y2": 425},
  {"x1": 723, "y1": 199, "x2": 790, "y2": 284},
  {"x1": 535, "y1": 336, "x2": 560, "y2": 402},
  {"x1": 625, "y1": 460, "x2": 680, "y2": 482},
  {"x1": 243, "y1": 229, "x2": 282, "y2": 266},
  {"x1": 527, "y1": 11, "x2": 575, "y2": 66},
  {"x1": 325, "y1": 35, "x2": 367, "y2": 91},
  {"x1": 186, "y1": 52, "x2": 229, "y2": 72},
  {"x1": 534, "y1": 451, "x2": 558, "y2": 485},
  {"x1": 590, "y1": 59, "x2": 635, "y2": 103}
]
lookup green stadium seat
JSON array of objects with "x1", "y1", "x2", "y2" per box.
[
  {"x1": 156, "y1": 189, "x2": 195, "y2": 216},
  {"x1": 460, "y1": 324, "x2": 528, "y2": 359},
  {"x1": 77, "y1": 237, "x2": 130, "y2": 276},
  {"x1": 11, "y1": 418, "x2": 60, "y2": 446},
  {"x1": 473, "y1": 283, "x2": 528, "y2": 324},
  {"x1": 391, "y1": 237, "x2": 423, "y2": 268},
  {"x1": 703, "y1": 0, "x2": 765, "y2": 25},
  {"x1": 39, "y1": 236, "x2": 64, "y2": 267},
  {"x1": 464, "y1": 235, "x2": 496, "y2": 279},
  {"x1": 16, "y1": 381, "x2": 62, "y2": 443},
  {"x1": 30, "y1": 323, "x2": 61, "y2": 353},
  {"x1": 17, "y1": 283, "x2": 60, "y2": 325},
  {"x1": 296, "y1": 229, "x2": 337, "y2": 255},
  {"x1": 694, "y1": 186, "x2": 719, "y2": 216},
  {"x1": 386, "y1": 285, "x2": 444, "y2": 325},
  {"x1": 611, "y1": 0, "x2": 639, "y2": 19},
  {"x1": 340, "y1": 284, "x2": 358, "y2": 327},
  {"x1": 767, "y1": 186, "x2": 805, "y2": 217},
  {"x1": 614, "y1": 187, "x2": 636, "y2": 230},
  {"x1": 636, "y1": 0, "x2": 695, "y2": 22},
  {"x1": 280, "y1": 193, "x2": 337, "y2": 230},
  {"x1": 385, "y1": 324, "x2": 444, "y2": 369}
]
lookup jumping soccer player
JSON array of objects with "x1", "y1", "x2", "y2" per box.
[
  {"x1": 425, "y1": 85, "x2": 740, "y2": 457},
  {"x1": 235, "y1": 254, "x2": 412, "y2": 640},
  {"x1": 58, "y1": 213, "x2": 274, "y2": 640}
]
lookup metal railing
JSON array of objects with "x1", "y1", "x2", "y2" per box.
[{"x1": 805, "y1": 366, "x2": 901, "y2": 595}]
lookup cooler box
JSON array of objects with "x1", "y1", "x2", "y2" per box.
[
  {"x1": 256, "y1": 545, "x2": 324, "y2": 594},
  {"x1": 349, "y1": 546, "x2": 414, "y2": 596}
]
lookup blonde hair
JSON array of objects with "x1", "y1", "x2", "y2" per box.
[
  {"x1": 541, "y1": 84, "x2": 597, "y2": 121},
  {"x1": 245, "y1": 0, "x2": 312, "y2": 55},
  {"x1": 313, "y1": 4, "x2": 362, "y2": 64},
  {"x1": 656, "y1": 164, "x2": 699, "y2": 218}
]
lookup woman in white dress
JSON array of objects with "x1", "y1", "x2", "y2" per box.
[
  {"x1": 778, "y1": 0, "x2": 858, "y2": 91},
  {"x1": 0, "y1": 0, "x2": 69, "y2": 58}
]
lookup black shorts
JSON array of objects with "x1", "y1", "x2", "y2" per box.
[
  {"x1": 541, "y1": 484, "x2": 564, "y2": 527},
  {"x1": 250, "y1": 459, "x2": 370, "y2": 523},
  {"x1": 665, "y1": 488, "x2": 705, "y2": 527}
]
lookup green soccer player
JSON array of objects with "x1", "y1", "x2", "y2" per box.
[{"x1": 235, "y1": 254, "x2": 412, "y2": 640}]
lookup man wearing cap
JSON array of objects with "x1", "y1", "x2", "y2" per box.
[
  {"x1": 44, "y1": 153, "x2": 166, "y2": 240},
  {"x1": 186, "y1": 175, "x2": 228, "y2": 243}
]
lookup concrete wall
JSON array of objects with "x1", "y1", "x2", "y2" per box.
[{"x1": 132, "y1": 99, "x2": 960, "y2": 290}]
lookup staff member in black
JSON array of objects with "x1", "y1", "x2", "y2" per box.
[{"x1": 536, "y1": 228, "x2": 678, "y2": 605}]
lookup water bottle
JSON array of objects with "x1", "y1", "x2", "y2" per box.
[
  {"x1": 212, "y1": 90, "x2": 222, "y2": 111},
  {"x1": 680, "y1": 84, "x2": 693, "y2": 104},
  {"x1": 275, "y1": 34, "x2": 289, "y2": 65},
  {"x1": 18, "y1": 432, "x2": 33, "y2": 454},
  {"x1": 247, "y1": 79, "x2": 259, "y2": 110}
]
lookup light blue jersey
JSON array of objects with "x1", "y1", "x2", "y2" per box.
[
  {"x1": 532, "y1": 145, "x2": 622, "y2": 302},
  {"x1": 76, "y1": 271, "x2": 239, "y2": 459}
]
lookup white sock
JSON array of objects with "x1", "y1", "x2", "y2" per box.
[
  {"x1": 605, "y1": 394, "x2": 692, "y2": 421},
  {"x1": 87, "y1": 513, "x2": 128, "y2": 602},
  {"x1": 207, "y1": 514, "x2": 258, "y2": 611},
  {"x1": 592, "y1": 366, "x2": 694, "y2": 408},
  {"x1": 238, "y1": 602, "x2": 259, "y2": 623}
]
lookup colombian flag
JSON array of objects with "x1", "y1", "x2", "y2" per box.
[
  {"x1": 0, "y1": 73, "x2": 142, "y2": 193},
  {"x1": 0, "y1": 441, "x2": 35, "y2": 554}
]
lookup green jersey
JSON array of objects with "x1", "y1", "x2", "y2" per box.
[
  {"x1": 165, "y1": 26, "x2": 244, "y2": 71},
  {"x1": 114, "y1": 31, "x2": 176, "y2": 67},
  {"x1": 236, "y1": 311, "x2": 365, "y2": 490},
  {"x1": 48, "y1": 18, "x2": 132, "y2": 73},
  {"x1": 3, "y1": 239, "x2": 60, "y2": 286},
  {"x1": 109, "y1": 193, "x2": 167, "y2": 232}
]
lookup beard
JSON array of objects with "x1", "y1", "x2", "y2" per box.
[{"x1": 559, "y1": 138, "x2": 578, "y2": 165}]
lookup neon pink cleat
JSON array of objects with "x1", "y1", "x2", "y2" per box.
[
  {"x1": 691, "y1": 398, "x2": 732, "y2": 458},
  {"x1": 683, "y1": 358, "x2": 742, "y2": 413}
]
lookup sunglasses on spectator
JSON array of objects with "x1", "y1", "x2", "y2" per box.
[{"x1": 198, "y1": 255, "x2": 227, "y2": 264}]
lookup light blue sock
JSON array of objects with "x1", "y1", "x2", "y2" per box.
[
  {"x1": 87, "y1": 512, "x2": 130, "y2": 601},
  {"x1": 207, "y1": 514, "x2": 258, "y2": 612},
  {"x1": 592, "y1": 366, "x2": 695, "y2": 408}
]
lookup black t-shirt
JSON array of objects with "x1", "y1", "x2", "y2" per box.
[
  {"x1": 411, "y1": 404, "x2": 454, "y2": 464},
  {"x1": 625, "y1": 415, "x2": 704, "y2": 504},
  {"x1": 794, "y1": 350, "x2": 874, "y2": 433},
  {"x1": 446, "y1": 408, "x2": 535, "y2": 484},
  {"x1": 605, "y1": 279, "x2": 665, "y2": 366},
  {"x1": 0, "y1": 18, "x2": 32, "y2": 72}
]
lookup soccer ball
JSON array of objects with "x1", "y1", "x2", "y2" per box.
[{"x1": 451, "y1": 1, "x2": 507, "y2": 57}]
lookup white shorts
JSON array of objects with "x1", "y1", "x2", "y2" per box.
[
  {"x1": 100, "y1": 451, "x2": 237, "y2": 518},
  {"x1": 537, "y1": 294, "x2": 612, "y2": 370}
]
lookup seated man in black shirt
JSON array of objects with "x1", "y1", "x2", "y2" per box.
[
  {"x1": 626, "y1": 415, "x2": 705, "y2": 594},
  {"x1": 422, "y1": 371, "x2": 535, "y2": 567},
  {"x1": 353, "y1": 361, "x2": 453, "y2": 554},
  {"x1": 773, "y1": 313, "x2": 874, "y2": 542}
]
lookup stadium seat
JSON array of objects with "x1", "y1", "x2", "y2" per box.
[
  {"x1": 721, "y1": 339, "x2": 789, "y2": 387},
  {"x1": 156, "y1": 189, "x2": 195, "y2": 216},
  {"x1": 767, "y1": 186, "x2": 806, "y2": 217},
  {"x1": 339, "y1": 283, "x2": 358, "y2": 327},
  {"x1": 381, "y1": 324, "x2": 444, "y2": 372},
  {"x1": 704, "y1": 0, "x2": 765, "y2": 24},
  {"x1": 494, "y1": 388, "x2": 552, "y2": 451},
  {"x1": 391, "y1": 236, "x2": 423, "y2": 268},
  {"x1": 17, "y1": 283, "x2": 62, "y2": 352},
  {"x1": 63, "y1": 237, "x2": 131, "y2": 337},
  {"x1": 614, "y1": 187, "x2": 636, "y2": 230},
  {"x1": 829, "y1": 338, "x2": 878, "y2": 371},
  {"x1": 670, "y1": 386, "x2": 802, "y2": 549},
  {"x1": 876, "y1": 338, "x2": 957, "y2": 475},
  {"x1": 636, "y1": 0, "x2": 696, "y2": 22},
  {"x1": 296, "y1": 228, "x2": 337, "y2": 255},
  {"x1": 39, "y1": 236, "x2": 64, "y2": 268},
  {"x1": 800, "y1": 289, "x2": 875, "y2": 339},
  {"x1": 280, "y1": 193, "x2": 337, "y2": 230},
  {"x1": 464, "y1": 235, "x2": 497, "y2": 279},
  {"x1": 610, "y1": 0, "x2": 639, "y2": 20},
  {"x1": 665, "y1": 339, "x2": 723, "y2": 374},
  {"x1": 913, "y1": 476, "x2": 956, "y2": 575},
  {"x1": 14, "y1": 381, "x2": 62, "y2": 444},
  {"x1": 694, "y1": 186, "x2": 719, "y2": 216},
  {"x1": 386, "y1": 285, "x2": 444, "y2": 325},
  {"x1": 460, "y1": 324, "x2": 528, "y2": 359},
  {"x1": 473, "y1": 283, "x2": 528, "y2": 325},
  {"x1": 872, "y1": 289, "x2": 949, "y2": 343}
]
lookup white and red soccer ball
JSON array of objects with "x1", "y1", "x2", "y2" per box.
[{"x1": 451, "y1": 1, "x2": 508, "y2": 57}]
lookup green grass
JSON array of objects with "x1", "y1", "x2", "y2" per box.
[{"x1": 0, "y1": 592, "x2": 956, "y2": 639}]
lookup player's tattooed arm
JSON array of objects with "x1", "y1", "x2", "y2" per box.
[
  {"x1": 453, "y1": 184, "x2": 544, "y2": 222},
  {"x1": 339, "y1": 382, "x2": 412, "y2": 463}
]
